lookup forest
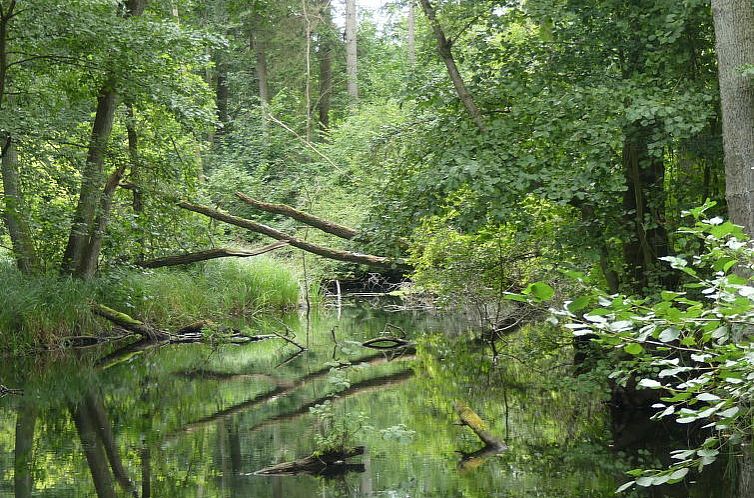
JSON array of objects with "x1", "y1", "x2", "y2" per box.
[{"x1": 1, "y1": 0, "x2": 754, "y2": 496}]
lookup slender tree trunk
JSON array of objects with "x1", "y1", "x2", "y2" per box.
[
  {"x1": 126, "y1": 104, "x2": 144, "y2": 262},
  {"x1": 345, "y1": 0, "x2": 358, "y2": 103},
  {"x1": 2, "y1": 136, "x2": 41, "y2": 273},
  {"x1": 251, "y1": 24, "x2": 270, "y2": 105},
  {"x1": 14, "y1": 401, "x2": 36, "y2": 498},
  {"x1": 215, "y1": 52, "x2": 229, "y2": 136},
  {"x1": 303, "y1": 0, "x2": 314, "y2": 142},
  {"x1": 0, "y1": 2, "x2": 41, "y2": 273},
  {"x1": 318, "y1": 0, "x2": 333, "y2": 133},
  {"x1": 61, "y1": 0, "x2": 148, "y2": 278},
  {"x1": 621, "y1": 125, "x2": 672, "y2": 291},
  {"x1": 407, "y1": 1, "x2": 416, "y2": 67},
  {"x1": 418, "y1": 0, "x2": 486, "y2": 132},
  {"x1": 711, "y1": 0, "x2": 754, "y2": 235}
]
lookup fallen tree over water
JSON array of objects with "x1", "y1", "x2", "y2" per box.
[
  {"x1": 178, "y1": 200, "x2": 410, "y2": 271},
  {"x1": 138, "y1": 241, "x2": 288, "y2": 268}
]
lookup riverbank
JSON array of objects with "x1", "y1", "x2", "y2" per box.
[{"x1": 0, "y1": 257, "x2": 300, "y2": 353}]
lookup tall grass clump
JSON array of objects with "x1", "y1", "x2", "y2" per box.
[
  {"x1": 0, "y1": 262, "x2": 100, "y2": 352},
  {"x1": 101, "y1": 256, "x2": 299, "y2": 328},
  {"x1": 0, "y1": 256, "x2": 299, "y2": 353}
]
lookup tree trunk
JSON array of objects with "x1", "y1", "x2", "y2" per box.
[
  {"x1": 711, "y1": 0, "x2": 754, "y2": 235},
  {"x1": 621, "y1": 125, "x2": 672, "y2": 291},
  {"x1": 61, "y1": 86, "x2": 118, "y2": 276},
  {"x1": 0, "y1": 3, "x2": 41, "y2": 274},
  {"x1": 318, "y1": 0, "x2": 333, "y2": 133},
  {"x1": 126, "y1": 104, "x2": 144, "y2": 262},
  {"x1": 345, "y1": 0, "x2": 358, "y2": 103},
  {"x1": 61, "y1": 0, "x2": 148, "y2": 278},
  {"x1": 407, "y1": 1, "x2": 416, "y2": 67},
  {"x1": 138, "y1": 241, "x2": 288, "y2": 268},
  {"x1": 418, "y1": 0, "x2": 486, "y2": 132},
  {"x1": 215, "y1": 52, "x2": 229, "y2": 135},
  {"x1": 251, "y1": 22, "x2": 270, "y2": 105},
  {"x1": 1, "y1": 136, "x2": 41, "y2": 273}
]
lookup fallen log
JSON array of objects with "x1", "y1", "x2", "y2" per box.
[
  {"x1": 92, "y1": 304, "x2": 168, "y2": 341},
  {"x1": 235, "y1": 193, "x2": 358, "y2": 240},
  {"x1": 453, "y1": 401, "x2": 506, "y2": 450},
  {"x1": 178, "y1": 201, "x2": 410, "y2": 271},
  {"x1": 138, "y1": 241, "x2": 288, "y2": 268},
  {"x1": 254, "y1": 446, "x2": 365, "y2": 476}
]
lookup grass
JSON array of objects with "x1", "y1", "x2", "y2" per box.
[{"x1": 0, "y1": 256, "x2": 300, "y2": 353}]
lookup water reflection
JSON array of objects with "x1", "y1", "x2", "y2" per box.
[{"x1": 0, "y1": 301, "x2": 744, "y2": 497}]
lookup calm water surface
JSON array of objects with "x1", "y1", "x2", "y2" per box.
[{"x1": 0, "y1": 300, "x2": 744, "y2": 497}]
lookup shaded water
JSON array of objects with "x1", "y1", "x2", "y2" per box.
[{"x1": 0, "y1": 300, "x2": 743, "y2": 497}]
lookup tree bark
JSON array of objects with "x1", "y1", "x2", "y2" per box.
[
  {"x1": 418, "y1": 0, "x2": 486, "y2": 132},
  {"x1": 345, "y1": 0, "x2": 358, "y2": 103},
  {"x1": 236, "y1": 192, "x2": 358, "y2": 239},
  {"x1": 711, "y1": 0, "x2": 754, "y2": 235},
  {"x1": 138, "y1": 241, "x2": 288, "y2": 268},
  {"x1": 61, "y1": 86, "x2": 118, "y2": 276},
  {"x1": 78, "y1": 162, "x2": 128, "y2": 279},
  {"x1": 91, "y1": 303, "x2": 168, "y2": 341},
  {"x1": 178, "y1": 201, "x2": 409, "y2": 269},
  {"x1": 317, "y1": 0, "x2": 333, "y2": 133}
]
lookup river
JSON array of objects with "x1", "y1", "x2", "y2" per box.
[{"x1": 0, "y1": 299, "x2": 741, "y2": 497}]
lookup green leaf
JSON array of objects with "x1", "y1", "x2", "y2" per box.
[
  {"x1": 567, "y1": 295, "x2": 591, "y2": 312},
  {"x1": 523, "y1": 282, "x2": 555, "y2": 301},
  {"x1": 624, "y1": 343, "x2": 644, "y2": 355}
]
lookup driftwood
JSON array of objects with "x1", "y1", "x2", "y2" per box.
[
  {"x1": 178, "y1": 201, "x2": 410, "y2": 270},
  {"x1": 362, "y1": 336, "x2": 413, "y2": 350},
  {"x1": 236, "y1": 193, "x2": 358, "y2": 240},
  {"x1": 138, "y1": 241, "x2": 288, "y2": 268},
  {"x1": 254, "y1": 446, "x2": 365, "y2": 476}
]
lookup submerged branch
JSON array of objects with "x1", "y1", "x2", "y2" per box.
[{"x1": 254, "y1": 446, "x2": 365, "y2": 476}]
